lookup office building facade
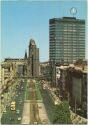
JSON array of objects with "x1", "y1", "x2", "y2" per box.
[{"x1": 49, "y1": 17, "x2": 85, "y2": 64}]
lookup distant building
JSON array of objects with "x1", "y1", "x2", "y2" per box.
[
  {"x1": 24, "y1": 50, "x2": 27, "y2": 59},
  {"x1": 1, "y1": 58, "x2": 27, "y2": 91},
  {"x1": 57, "y1": 60, "x2": 87, "y2": 118},
  {"x1": 28, "y1": 39, "x2": 39, "y2": 77},
  {"x1": 57, "y1": 66, "x2": 68, "y2": 99},
  {"x1": 49, "y1": 17, "x2": 85, "y2": 64},
  {"x1": 40, "y1": 61, "x2": 50, "y2": 81}
]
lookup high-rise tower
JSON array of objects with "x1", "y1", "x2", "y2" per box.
[{"x1": 49, "y1": 17, "x2": 85, "y2": 64}]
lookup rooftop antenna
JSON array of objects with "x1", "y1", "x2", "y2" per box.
[{"x1": 70, "y1": 7, "x2": 77, "y2": 17}]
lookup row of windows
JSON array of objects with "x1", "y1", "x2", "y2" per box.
[
  {"x1": 50, "y1": 52, "x2": 85, "y2": 56},
  {"x1": 50, "y1": 42, "x2": 85, "y2": 44},
  {"x1": 50, "y1": 35, "x2": 85, "y2": 38},
  {"x1": 53, "y1": 40, "x2": 85, "y2": 43},
  {"x1": 50, "y1": 47, "x2": 85, "y2": 50},
  {"x1": 62, "y1": 32, "x2": 85, "y2": 34},
  {"x1": 50, "y1": 27, "x2": 85, "y2": 30},
  {"x1": 63, "y1": 27, "x2": 85, "y2": 29},
  {"x1": 50, "y1": 24, "x2": 85, "y2": 27},
  {"x1": 50, "y1": 50, "x2": 85, "y2": 53},
  {"x1": 63, "y1": 45, "x2": 84, "y2": 47},
  {"x1": 58, "y1": 41, "x2": 79, "y2": 43},
  {"x1": 50, "y1": 54, "x2": 85, "y2": 57},
  {"x1": 62, "y1": 37, "x2": 85, "y2": 39},
  {"x1": 55, "y1": 26, "x2": 85, "y2": 30},
  {"x1": 63, "y1": 37, "x2": 85, "y2": 39},
  {"x1": 50, "y1": 34, "x2": 85, "y2": 37},
  {"x1": 63, "y1": 23, "x2": 84, "y2": 26},
  {"x1": 50, "y1": 58, "x2": 84, "y2": 61},
  {"x1": 62, "y1": 33, "x2": 85, "y2": 36},
  {"x1": 63, "y1": 53, "x2": 85, "y2": 55},
  {"x1": 50, "y1": 29, "x2": 85, "y2": 34},
  {"x1": 50, "y1": 43, "x2": 85, "y2": 46},
  {"x1": 50, "y1": 55, "x2": 85, "y2": 58},
  {"x1": 50, "y1": 29, "x2": 85, "y2": 33}
]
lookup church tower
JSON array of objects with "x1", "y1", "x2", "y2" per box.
[
  {"x1": 28, "y1": 39, "x2": 39, "y2": 77},
  {"x1": 24, "y1": 50, "x2": 27, "y2": 59}
]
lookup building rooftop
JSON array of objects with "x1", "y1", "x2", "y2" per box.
[
  {"x1": 63, "y1": 17, "x2": 76, "y2": 20},
  {"x1": 5, "y1": 58, "x2": 24, "y2": 61},
  {"x1": 59, "y1": 63, "x2": 88, "y2": 73},
  {"x1": 49, "y1": 17, "x2": 85, "y2": 23}
]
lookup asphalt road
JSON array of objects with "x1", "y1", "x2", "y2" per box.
[{"x1": 21, "y1": 79, "x2": 50, "y2": 124}]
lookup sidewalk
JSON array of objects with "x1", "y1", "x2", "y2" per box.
[
  {"x1": 43, "y1": 81, "x2": 61, "y2": 105},
  {"x1": 70, "y1": 109, "x2": 88, "y2": 124},
  {"x1": 38, "y1": 102, "x2": 50, "y2": 124},
  {"x1": 21, "y1": 100, "x2": 30, "y2": 124}
]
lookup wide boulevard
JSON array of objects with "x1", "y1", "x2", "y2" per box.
[{"x1": 1, "y1": 78, "x2": 50, "y2": 124}]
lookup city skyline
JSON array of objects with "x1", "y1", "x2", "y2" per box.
[{"x1": 1, "y1": 0, "x2": 87, "y2": 62}]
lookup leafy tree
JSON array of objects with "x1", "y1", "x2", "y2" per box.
[{"x1": 53, "y1": 101, "x2": 72, "y2": 124}]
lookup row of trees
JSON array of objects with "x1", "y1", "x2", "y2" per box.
[{"x1": 53, "y1": 101, "x2": 72, "y2": 124}]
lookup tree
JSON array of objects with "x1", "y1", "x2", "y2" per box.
[{"x1": 53, "y1": 101, "x2": 72, "y2": 124}]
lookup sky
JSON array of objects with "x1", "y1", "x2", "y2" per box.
[{"x1": 1, "y1": 0, "x2": 87, "y2": 62}]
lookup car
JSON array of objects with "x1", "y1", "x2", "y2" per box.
[
  {"x1": 19, "y1": 100, "x2": 22, "y2": 104},
  {"x1": 1, "y1": 94, "x2": 4, "y2": 99},
  {"x1": 16, "y1": 85, "x2": 19, "y2": 88},
  {"x1": 3, "y1": 109, "x2": 7, "y2": 113},
  {"x1": 16, "y1": 109, "x2": 20, "y2": 114},
  {"x1": 34, "y1": 122, "x2": 37, "y2": 124},
  {"x1": 55, "y1": 101, "x2": 58, "y2": 105},
  {"x1": 10, "y1": 101, "x2": 16, "y2": 111},
  {"x1": 39, "y1": 106, "x2": 42, "y2": 109},
  {"x1": 17, "y1": 117, "x2": 21, "y2": 121},
  {"x1": 10, "y1": 117, "x2": 14, "y2": 121}
]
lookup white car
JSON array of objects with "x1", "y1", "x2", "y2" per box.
[
  {"x1": 34, "y1": 122, "x2": 37, "y2": 124},
  {"x1": 16, "y1": 109, "x2": 20, "y2": 114},
  {"x1": 3, "y1": 109, "x2": 7, "y2": 113},
  {"x1": 17, "y1": 117, "x2": 21, "y2": 121}
]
